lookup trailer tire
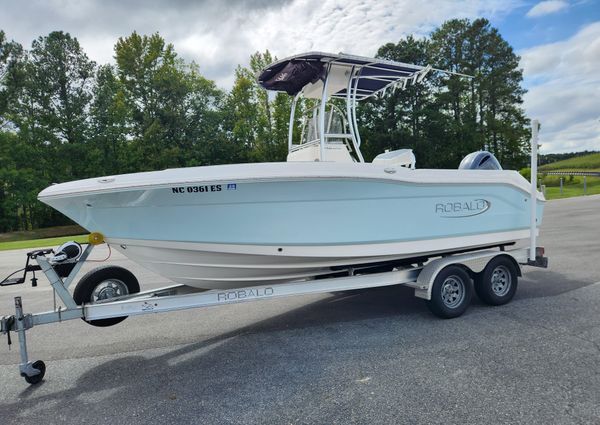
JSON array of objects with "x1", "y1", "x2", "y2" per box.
[
  {"x1": 73, "y1": 266, "x2": 140, "y2": 327},
  {"x1": 426, "y1": 265, "x2": 472, "y2": 319},
  {"x1": 475, "y1": 256, "x2": 518, "y2": 306}
]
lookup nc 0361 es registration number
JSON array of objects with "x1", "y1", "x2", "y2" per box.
[{"x1": 171, "y1": 185, "x2": 222, "y2": 194}]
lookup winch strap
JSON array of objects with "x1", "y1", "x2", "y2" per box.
[{"x1": 5, "y1": 316, "x2": 15, "y2": 349}]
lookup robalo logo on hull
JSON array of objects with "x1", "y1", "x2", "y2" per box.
[{"x1": 435, "y1": 199, "x2": 490, "y2": 218}]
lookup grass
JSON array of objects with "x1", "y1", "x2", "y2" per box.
[
  {"x1": 0, "y1": 234, "x2": 89, "y2": 251},
  {"x1": 540, "y1": 152, "x2": 600, "y2": 171},
  {"x1": 543, "y1": 176, "x2": 600, "y2": 200},
  {"x1": 0, "y1": 224, "x2": 89, "y2": 251},
  {"x1": 535, "y1": 152, "x2": 600, "y2": 199},
  {"x1": 0, "y1": 224, "x2": 86, "y2": 243}
]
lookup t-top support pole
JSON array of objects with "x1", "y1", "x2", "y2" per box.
[
  {"x1": 318, "y1": 65, "x2": 331, "y2": 161},
  {"x1": 530, "y1": 119, "x2": 539, "y2": 261},
  {"x1": 288, "y1": 93, "x2": 300, "y2": 151}
]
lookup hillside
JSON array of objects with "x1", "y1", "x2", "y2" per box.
[
  {"x1": 539, "y1": 152, "x2": 600, "y2": 171},
  {"x1": 539, "y1": 150, "x2": 599, "y2": 166}
]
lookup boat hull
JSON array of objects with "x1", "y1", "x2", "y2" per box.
[
  {"x1": 39, "y1": 162, "x2": 544, "y2": 289},
  {"x1": 108, "y1": 230, "x2": 534, "y2": 289}
]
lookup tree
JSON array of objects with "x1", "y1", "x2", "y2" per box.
[
  {"x1": 0, "y1": 31, "x2": 25, "y2": 129},
  {"x1": 360, "y1": 19, "x2": 530, "y2": 169},
  {"x1": 0, "y1": 32, "x2": 29, "y2": 231},
  {"x1": 429, "y1": 18, "x2": 529, "y2": 168},
  {"x1": 89, "y1": 64, "x2": 130, "y2": 174},
  {"x1": 359, "y1": 36, "x2": 442, "y2": 165},
  {"x1": 226, "y1": 50, "x2": 291, "y2": 163},
  {"x1": 181, "y1": 62, "x2": 232, "y2": 166},
  {"x1": 114, "y1": 32, "x2": 226, "y2": 169},
  {"x1": 1, "y1": 31, "x2": 95, "y2": 230},
  {"x1": 115, "y1": 32, "x2": 178, "y2": 169},
  {"x1": 9, "y1": 31, "x2": 96, "y2": 181}
]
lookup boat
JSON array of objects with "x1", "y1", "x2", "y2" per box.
[{"x1": 38, "y1": 52, "x2": 545, "y2": 290}]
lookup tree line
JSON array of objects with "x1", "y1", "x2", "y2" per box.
[{"x1": 0, "y1": 18, "x2": 530, "y2": 232}]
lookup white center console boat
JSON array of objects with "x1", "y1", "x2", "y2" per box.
[
  {"x1": 37, "y1": 52, "x2": 544, "y2": 290},
  {"x1": 2, "y1": 52, "x2": 548, "y2": 385}
]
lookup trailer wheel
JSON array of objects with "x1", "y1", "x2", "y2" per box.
[
  {"x1": 426, "y1": 265, "x2": 472, "y2": 319},
  {"x1": 73, "y1": 266, "x2": 140, "y2": 327},
  {"x1": 475, "y1": 256, "x2": 518, "y2": 306},
  {"x1": 23, "y1": 360, "x2": 46, "y2": 385}
]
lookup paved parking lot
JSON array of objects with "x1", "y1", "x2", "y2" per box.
[{"x1": 1, "y1": 195, "x2": 599, "y2": 424}]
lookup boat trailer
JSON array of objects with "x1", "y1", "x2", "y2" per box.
[{"x1": 1, "y1": 233, "x2": 547, "y2": 385}]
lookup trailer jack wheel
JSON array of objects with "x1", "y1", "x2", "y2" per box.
[
  {"x1": 73, "y1": 266, "x2": 140, "y2": 327},
  {"x1": 22, "y1": 360, "x2": 46, "y2": 385}
]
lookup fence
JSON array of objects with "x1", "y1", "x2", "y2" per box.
[{"x1": 542, "y1": 171, "x2": 600, "y2": 196}]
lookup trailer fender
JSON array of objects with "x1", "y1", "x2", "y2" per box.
[{"x1": 414, "y1": 251, "x2": 522, "y2": 300}]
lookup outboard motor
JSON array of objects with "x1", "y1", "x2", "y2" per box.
[{"x1": 459, "y1": 151, "x2": 503, "y2": 170}]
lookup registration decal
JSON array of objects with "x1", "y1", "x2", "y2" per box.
[
  {"x1": 171, "y1": 185, "x2": 222, "y2": 194},
  {"x1": 171, "y1": 183, "x2": 238, "y2": 194}
]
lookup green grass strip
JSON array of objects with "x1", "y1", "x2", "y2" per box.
[
  {"x1": 544, "y1": 177, "x2": 600, "y2": 199},
  {"x1": 0, "y1": 235, "x2": 89, "y2": 251}
]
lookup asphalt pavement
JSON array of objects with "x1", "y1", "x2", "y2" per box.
[{"x1": 0, "y1": 195, "x2": 599, "y2": 424}]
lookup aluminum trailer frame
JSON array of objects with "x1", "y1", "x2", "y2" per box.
[{"x1": 1, "y1": 242, "x2": 547, "y2": 385}]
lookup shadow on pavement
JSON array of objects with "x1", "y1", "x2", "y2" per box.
[
  {"x1": 5, "y1": 286, "x2": 432, "y2": 423},
  {"x1": 2, "y1": 270, "x2": 594, "y2": 424},
  {"x1": 517, "y1": 269, "x2": 593, "y2": 300}
]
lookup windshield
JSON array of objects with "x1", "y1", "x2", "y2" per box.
[{"x1": 299, "y1": 104, "x2": 350, "y2": 145}]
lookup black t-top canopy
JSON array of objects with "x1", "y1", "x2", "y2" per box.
[{"x1": 258, "y1": 51, "x2": 429, "y2": 100}]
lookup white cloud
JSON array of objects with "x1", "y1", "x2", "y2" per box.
[
  {"x1": 0, "y1": 0, "x2": 520, "y2": 89},
  {"x1": 5, "y1": 0, "x2": 595, "y2": 154},
  {"x1": 526, "y1": 0, "x2": 569, "y2": 18},
  {"x1": 521, "y1": 22, "x2": 600, "y2": 153},
  {"x1": 242, "y1": 0, "x2": 521, "y2": 67}
]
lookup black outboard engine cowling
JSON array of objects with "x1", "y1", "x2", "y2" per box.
[{"x1": 459, "y1": 151, "x2": 503, "y2": 170}]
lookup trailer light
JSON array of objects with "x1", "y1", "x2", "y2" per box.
[{"x1": 88, "y1": 232, "x2": 105, "y2": 245}]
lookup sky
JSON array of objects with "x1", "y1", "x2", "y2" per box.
[{"x1": 1, "y1": 0, "x2": 599, "y2": 154}]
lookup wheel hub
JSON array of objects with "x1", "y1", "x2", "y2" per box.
[
  {"x1": 441, "y1": 276, "x2": 465, "y2": 308},
  {"x1": 491, "y1": 266, "x2": 511, "y2": 296},
  {"x1": 91, "y1": 279, "x2": 129, "y2": 302}
]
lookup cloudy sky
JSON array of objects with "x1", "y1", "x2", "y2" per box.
[{"x1": 1, "y1": 0, "x2": 599, "y2": 153}]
